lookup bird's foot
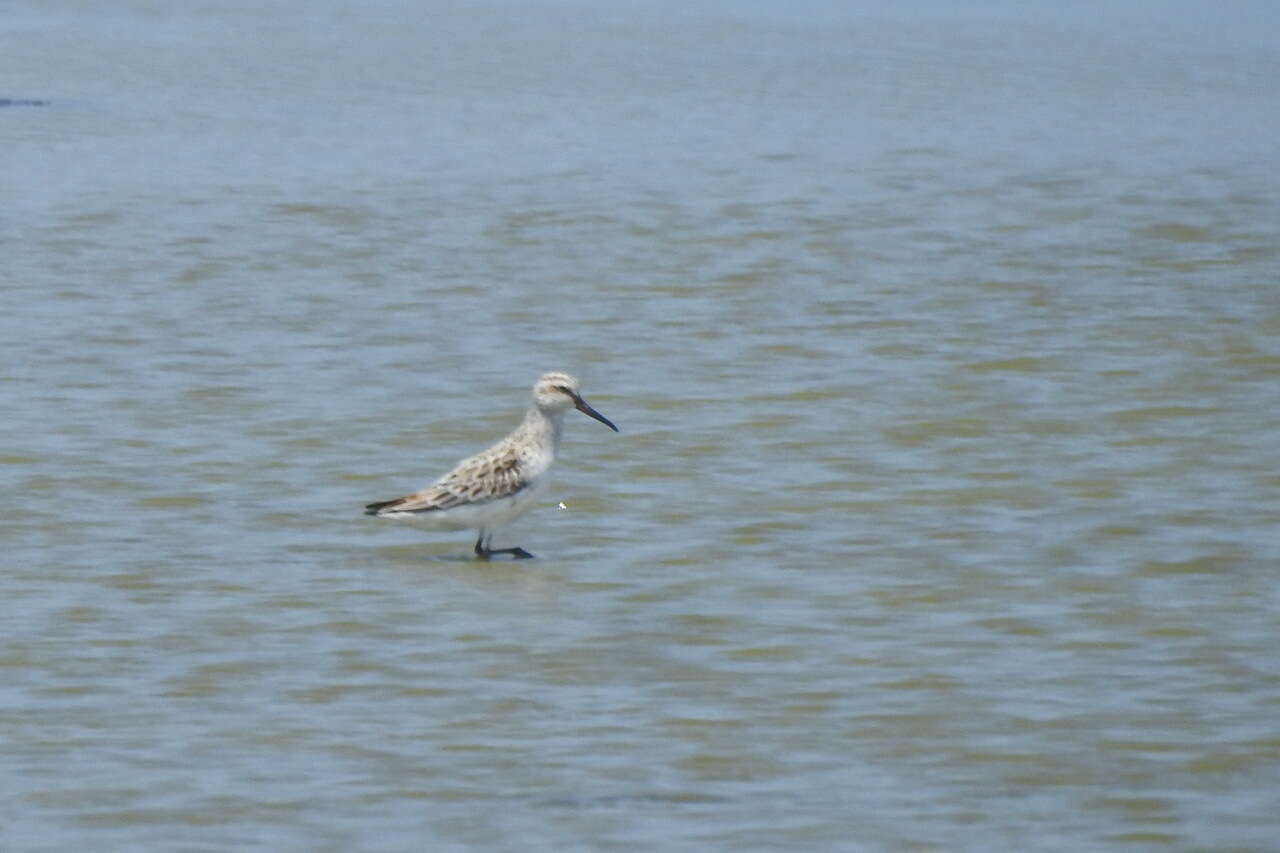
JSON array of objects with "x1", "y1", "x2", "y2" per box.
[
  {"x1": 475, "y1": 546, "x2": 535, "y2": 560},
  {"x1": 475, "y1": 531, "x2": 534, "y2": 560}
]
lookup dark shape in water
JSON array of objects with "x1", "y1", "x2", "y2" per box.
[{"x1": 0, "y1": 98, "x2": 49, "y2": 107}]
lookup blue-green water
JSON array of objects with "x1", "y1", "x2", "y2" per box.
[{"x1": 4, "y1": 1, "x2": 1279, "y2": 849}]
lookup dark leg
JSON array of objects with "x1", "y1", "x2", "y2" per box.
[
  {"x1": 473, "y1": 529, "x2": 534, "y2": 560},
  {"x1": 485, "y1": 546, "x2": 535, "y2": 560}
]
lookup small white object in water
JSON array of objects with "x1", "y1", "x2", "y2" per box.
[{"x1": 557, "y1": 501, "x2": 568, "y2": 510}]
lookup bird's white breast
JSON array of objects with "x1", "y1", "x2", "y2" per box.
[{"x1": 381, "y1": 474, "x2": 550, "y2": 531}]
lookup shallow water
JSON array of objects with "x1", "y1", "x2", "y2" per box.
[{"x1": 4, "y1": 0, "x2": 1280, "y2": 850}]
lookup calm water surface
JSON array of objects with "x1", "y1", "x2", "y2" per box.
[{"x1": 4, "y1": 1, "x2": 1280, "y2": 850}]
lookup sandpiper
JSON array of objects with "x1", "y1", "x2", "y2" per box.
[{"x1": 364, "y1": 372, "x2": 619, "y2": 559}]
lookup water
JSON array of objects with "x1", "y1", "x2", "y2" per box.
[{"x1": 4, "y1": 0, "x2": 1280, "y2": 849}]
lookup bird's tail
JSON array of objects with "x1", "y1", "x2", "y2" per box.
[{"x1": 364, "y1": 498, "x2": 401, "y2": 516}]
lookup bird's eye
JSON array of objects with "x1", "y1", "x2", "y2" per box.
[{"x1": 553, "y1": 385, "x2": 572, "y2": 395}]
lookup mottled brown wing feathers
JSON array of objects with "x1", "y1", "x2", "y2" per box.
[{"x1": 365, "y1": 447, "x2": 527, "y2": 516}]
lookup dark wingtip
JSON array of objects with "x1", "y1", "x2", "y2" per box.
[{"x1": 364, "y1": 499, "x2": 396, "y2": 515}]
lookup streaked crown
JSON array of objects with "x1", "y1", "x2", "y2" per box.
[{"x1": 531, "y1": 371, "x2": 581, "y2": 410}]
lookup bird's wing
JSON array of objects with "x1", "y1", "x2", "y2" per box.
[{"x1": 365, "y1": 446, "x2": 528, "y2": 515}]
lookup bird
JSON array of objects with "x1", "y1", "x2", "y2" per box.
[{"x1": 363, "y1": 372, "x2": 619, "y2": 559}]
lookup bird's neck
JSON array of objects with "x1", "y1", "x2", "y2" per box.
[{"x1": 521, "y1": 404, "x2": 563, "y2": 452}]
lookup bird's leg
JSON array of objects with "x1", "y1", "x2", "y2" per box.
[
  {"x1": 485, "y1": 545, "x2": 535, "y2": 560},
  {"x1": 473, "y1": 529, "x2": 533, "y2": 560}
]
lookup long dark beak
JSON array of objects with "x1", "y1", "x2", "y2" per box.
[{"x1": 573, "y1": 394, "x2": 619, "y2": 432}]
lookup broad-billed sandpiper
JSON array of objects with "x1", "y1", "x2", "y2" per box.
[{"x1": 364, "y1": 372, "x2": 618, "y2": 559}]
